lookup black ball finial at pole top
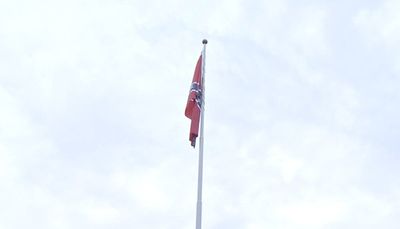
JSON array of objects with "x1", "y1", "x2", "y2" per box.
[{"x1": 202, "y1": 39, "x2": 208, "y2": 44}]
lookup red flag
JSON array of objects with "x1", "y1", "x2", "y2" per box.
[{"x1": 185, "y1": 55, "x2": 203, "y2": 147}]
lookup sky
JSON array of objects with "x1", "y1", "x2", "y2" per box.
[{"x1": 1, "y1": 0, "x2": 400, "y2": 228}]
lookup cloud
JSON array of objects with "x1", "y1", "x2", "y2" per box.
[
  {"x1": 1, "y1": 0, "x2": 400, "y2": 228},
  {"x1": 354, "y1": 0, "x2": 400, "y2": 46},
  {"x1": 276, "y1": 199, "x2": 348, "y2": 227}
]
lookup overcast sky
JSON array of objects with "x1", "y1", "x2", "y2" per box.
[{"x1": 1, "y1": 0, "x2": 400, "y2": 228}]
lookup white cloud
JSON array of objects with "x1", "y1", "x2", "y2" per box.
[
  {"x1": 276, "y1": 199, "x2": 348, "y2": 227},
  {"x1": 1, "y1": 0, "x2": 400, "y2": 228},
  {"x1": 267, "y1": 145, "x2": 304, "y2": 183},
  {"x1": 354, "y1": 0, "x2": 400, "y2": 46},
  {"x1": 80, "y1": 202, "x2": 121, "y2": 225},
  {"x1": 353, "y1": 0, "x2": 400, "y2": 76},
  {"x1": 129, "y1": 170, "x2": 170, "y2": 210}
]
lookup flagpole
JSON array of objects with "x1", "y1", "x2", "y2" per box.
[{"x1": 196, "y1": 39, "x2": 207, "y2": 229}]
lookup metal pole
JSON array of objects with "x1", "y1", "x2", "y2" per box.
[{"x1": 196, "y1": 39, "x2": 207, "y2": 229}]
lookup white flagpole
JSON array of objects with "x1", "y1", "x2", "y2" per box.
[{"x1": 196, "y1": 39, "x2": 207, "y2": 229}]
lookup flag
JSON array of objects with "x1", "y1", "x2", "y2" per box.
[{"x1": 185, "y1": 55, "x2": 203, "y2": 147}]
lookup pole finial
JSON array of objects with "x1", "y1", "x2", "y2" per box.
[{"x1": 202, "y1": 39, "x2": 208, "y2": 44}]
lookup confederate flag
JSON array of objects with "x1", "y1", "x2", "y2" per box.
[{"x1": 185, "y1": 55, "x2": 203, "y2": 147}]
